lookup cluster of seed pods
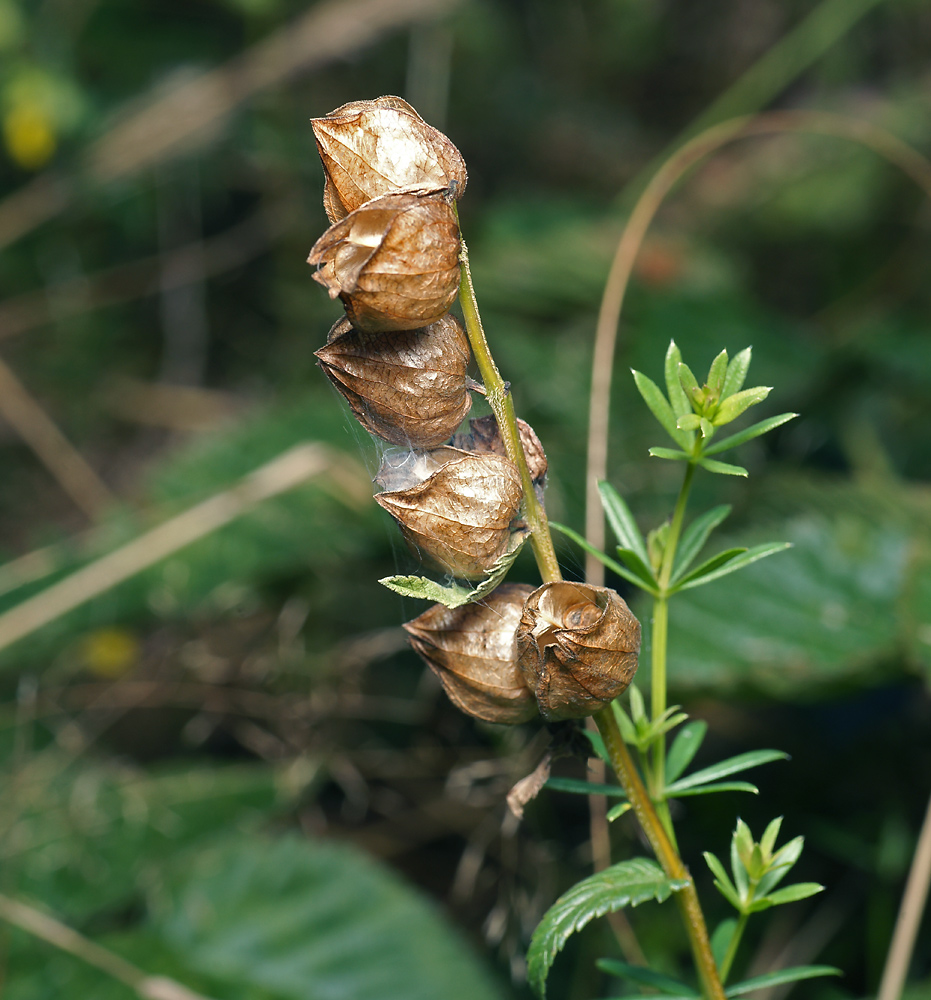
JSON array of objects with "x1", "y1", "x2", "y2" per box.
[{"x1": 309, "y1": 97, "x2": 640, "y2": 724}]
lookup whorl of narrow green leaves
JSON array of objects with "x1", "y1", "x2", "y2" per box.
[{"x1": 633, "y1": 341, "x2": 797, "y2": 473}]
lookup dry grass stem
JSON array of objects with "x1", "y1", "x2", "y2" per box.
[{"x1": 0, "y1": 353, "x2": 115, "y2": 519}]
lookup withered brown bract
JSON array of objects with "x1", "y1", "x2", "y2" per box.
[
  {"x1": 311, "y1": 95, "x2": 468, "y2": 223},
  {"x1": 315, "y1": 315, "x2": 473, "y2": 449},
  {"x1": 374, "y1": 451, "x2": 523, "y2": 580},
  {"x1": 308, "y1": 190, "x2": 461, "y2": 333},
  {"x1": 404, "y1": 584, "x2": 538, "y2": 724},
  {"x1": 517, "y1": 582, "x2": 640, "y2": 721}
]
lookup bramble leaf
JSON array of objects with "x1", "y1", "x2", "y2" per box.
[{"x1": 527, "y1": 859, "x2": 687, "y2": 998}]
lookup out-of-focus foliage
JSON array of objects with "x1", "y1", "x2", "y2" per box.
[{"x1": 0, "y1": 1, "x2": 930, "y2": 998}]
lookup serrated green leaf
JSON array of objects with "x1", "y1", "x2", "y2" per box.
[
  {"x1": 697, "y1": 458, "x2": 748, "y2": 477},
  {"x1": 762, "y1": 882, "x2": 824, "y2": 906},
  {"x1": 710, "y1": 918, "x2": 738, "y2": 969},
  {"x1": 707, "y1": 349, "x2": 729, "y2": 397},
  {"x1": 670, "y1": 548, "x2": 748, "y2": 591},
  {"x1": 713, "y1": 386, "x2": 772, "y2": 425},
  {"x1": 545, "y1": 777, "x2": 627, "y2": 798},
  {"x1": 665, "y1": 720, "x2": 708, "y2": 784},
  {"x1": 550, "y1": 521, "x2": 657, "y2": 595},
  {"x1": 672, "y1": 506, "x2": 732, "y2": 582},
  {"x1": 665, "y1": 341, "x2": 692, "y2": 419},
  {"x1": 649, "y1": 447, "x2": 691, "y2": 460},
  {"x1": 527, "y1": 859, "x2": 687, "y2": 998},
  {"x1": 703, "y1": 413, "x2": 798, "y2": 456},
  {"x1": 667, "y1": 781, "x2": 759, "y2": 798},
  {"x1": 596, "y1": 958, "x2": 698, "y2": 997},
  {"x1": 675, "y1": 542, "x2": 791, "y2": 591},
  {"x1": 607, "y1": 801, "x2": 633, "y2": 821},
  {"x1": 379, "y1": 529, "x2": 528, "y2": 608},
  {"x1": 597, "y1": 482, "x2": 651, "y2": 565},
  {"x1": 721, "y1": 347, "x2": 752, "y2": 398},
  {"x1": 725, "y1": 965, "x2": 841, "y2": 996},
  {"x1": 617, "y1": 547, "x2": 659, "y2": 588},
  {"x1": 704, "y1": 852, "x2": 741, "y2": 910},
  {"x1": 666, "y1": 750, "x2": 788, "y2": 795},
  {"x1": 632, "y1": 370, "x2": 692, "y2": 449}
]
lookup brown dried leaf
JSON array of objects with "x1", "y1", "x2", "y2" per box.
[
  {"x1": 517, "y1": 583, "x2": 640, "y2": 722},
  {"x1": 404, "y1": 583, "x2": 537, "y2": 724},
  {"x1": 308, "y1": 190, "x2": 461, "y2": 333},
  {"x1": 311, "y1": 95, "x2": 468, "y2": 222},
  {"x1": 316, "y1": 315, "x2": 473, "y2": 449},
  {"x1": 375, "y1": 452, "x2": 522, "y2": 580}
]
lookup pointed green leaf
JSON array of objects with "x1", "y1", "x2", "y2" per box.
[
  {"x1": 707, "y1": 349, "x2": 729, "y2": 396},
  {"x1": 703, "y1": 413, "x2": 798, "y2": 456},
  {"x1": 677, "y1": 361, "x2": 702, "y2": 401},
  {"x1": 677, "y1": 413, "x2": 702, "y2": 431},
  {"x1": 527, "y1": 859, "x2": 687, "y2": 998},
  {"x1": 697, "y1": 458, "x2": 748, "y2": 477},
  {"x1": 597, "y1": 482, "x2": 651, "y2": 565},
  {"x1": 710, "y1": 918, "x2": 738, "y2": 970},
  {"x1": 667, "y1": 781, "x2": 759, "y2": 798},
  {"x1": 597, "y1": 958, "x2": 698, "y2": 997},
  {"x1": 545, "y1": 777, "x2": 627, "y2": 798},
  {"x1": 606, "y1": 801, "x2": 632, "y2": 821},
  {"x1": 550, "y1": 521, "x2": 657, "y2": 596},
  {"x1": 731, "y1": 828, "x2": 749, "y2": 900},
  {"x1": 761, "y1": 882, "x2": 824, "y2": 906},
  {"x1": 633, "y1": 369, "x2": 692, "y2": 449},
  {"x1": 665, "y1": 721, "x2": 708, "y2": 784},
  {"x1": 700, "y1": 416, "x2": 715, "y2": 440},
  {"x1": 613, "y1": 701, "x2": 639, "y2": 745},
  {"x1": 675, "y1": 542, "x2": 791, "y2": 590},
  {"x1": 713, "y1": 386, "x2": 772, "y2": 425},
  {"x1": 760, "y1": 817, "x2": 783, "y2": 858},
  {"x1": 583, "y1": 728, "x2": 610, "y2": 765},
  {"x1": 670, "y1": 548, "x2": 748, "y2": 591},
  {"x1": 672, "y1": 506, "x2": 732, "y2": 582},
  {"x1": 628, "y1": 683, "x2": 647, "y2": 725},
  {"x1": 721, "y1": 346, "x2": 752, "y2": 398},
  {"x1": 380, "y1": 529, "x2": 528, "y2": 607},
  {"x1": 757, "y1": 836, "x2": 805, "y2": 895},
  {"x1": 617, "y1": 547, "x2": 659, "y2": 588},
  {"x1": 649, "y1": 447, "x2": 691, "y2": 460},
  {"x1": 725, "y1": 965, "x2": 841, "y2": 996},
  {"x1": 703, "y1": 852, "x2": 741, "y2": 910},
  {"x1": 665, "y1": 341, "x2": 692, "y2": 419},
  {"x1": 666, "y1": 750, "x2": 788, "y2": 795}
]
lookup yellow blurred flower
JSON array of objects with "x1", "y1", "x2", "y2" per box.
[
  {"x1": 79, "y1": 628, "x2": 140, "y2": 678},
  {"x1": 3, "y1": 100, "x2": 56, "y2": 169}
]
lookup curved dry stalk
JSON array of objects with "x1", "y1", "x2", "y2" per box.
[{"x1": 585, "y1": 110, "x2": 931, "y2": 582}]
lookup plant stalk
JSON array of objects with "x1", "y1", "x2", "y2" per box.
[
  {"x1": 457, "y1": 239, "x2": 561, "y2": 585},
  {"x1": 595, "y1": 707, "x2": 726, "y2": 1000}
]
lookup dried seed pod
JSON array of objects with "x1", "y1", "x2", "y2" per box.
[
  {"x1": 453, "y1": 415, "x2": 548, "y2": 486},
  {"x1": 404, "y1": 584, "x2": 538, "y2": 724},
  {"x1": 373, "y1": 445, "x2": 464, "y2": 493},
  {"x1": 517, "y1": 583, "x2": 640, "y2": 721},
  {"x1": 375, "y1": 451, "x2": 522, "y2": 579},
  {"x1": 308, "y1": 190, "x2": 461, "y2": 333},
  {"x1": 311, "y1": 95, "x2": 468, "y2": 223},
  {"x1": 315, "y1": 315, "x2": 473, "y2": 449}
]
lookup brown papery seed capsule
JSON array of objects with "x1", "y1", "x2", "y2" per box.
[
  {"x1": 372, "y1": 445, "x2": 464, "y2": 493},
  {"x1": 315, "y1": 315, "x2": 473, "y2": 449},
  {"x1": 375, "y1": 451, "x2": 522, "y2": 580},
  {"x1": 311, "y1": 95, "x2": 468, "y2": 223},
  {"x1": 517, "y1": 583, "x2": 640, "y2": 722},
  {"x1": 308, "y1": 190, "x2": 461, "y2": 333},
  {"x1": 404, "y1": 584, "x2": 538, "y2": 724},
  {"x1": 453, "y1": 415, "x2": 548, "y2": 487}
]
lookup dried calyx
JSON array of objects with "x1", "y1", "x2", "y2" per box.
[
  {"x1": 375, "y1": 449, "x2": 523, "y2": 580},
  {"x1": 308, "y1": 189, "x2": 461, "y2": 333},
  {"x1": 516, "y1": 583, "x2": 640, "y2": 721},
  {"x1": 316, "y1": 315, "x2": 473, "y2": 449},
  {"x1": 404, "y1": 584, "x2": 537, "y2": 724},
  {"x1": 311, "y1": 96, "x2": 467, "y2": 223},
  {"x1": 453, "y1": 415, "x2": 547, "y2": 498}
]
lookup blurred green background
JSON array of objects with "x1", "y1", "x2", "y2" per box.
[{"x1": 0, "y1": 1, "x2": 929, "y2": 998}]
